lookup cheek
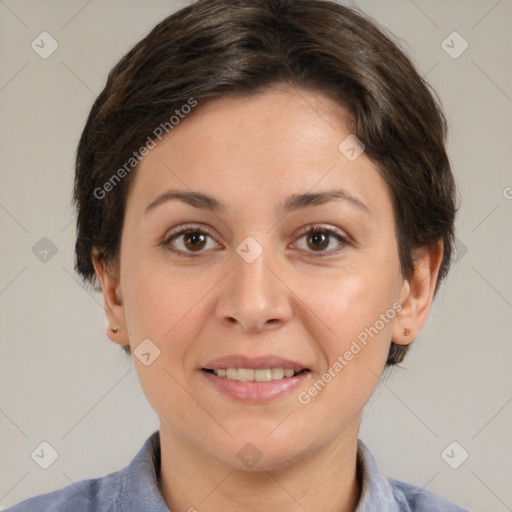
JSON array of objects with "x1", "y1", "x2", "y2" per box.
[
  {"x1": 121, "y1": 260, "x2": 209, "y2": 427},
  {"x1": 301, "y1": 257, "x2": 401, "y2": 400},
  {"x1": 122, "y1": 249, "x2": 211, "y2": 339},
  {"x1": 293, "y1": 272, "x2": 398, "y2": 426},
  {"x1": 294, "y1": 263, "x2": 399, "y2": 352}
]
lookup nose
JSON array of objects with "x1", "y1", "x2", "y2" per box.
[{"x1": 215, "y1": 243, "x2": 293, "y2": 332}]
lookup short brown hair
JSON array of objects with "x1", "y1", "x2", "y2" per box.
[{"x1": 73, "y1": 0, "x2": 457, "y2": 365}]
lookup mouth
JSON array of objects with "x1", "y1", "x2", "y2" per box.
[{"x1": 201, "y1": 355, "x2": 311, "y2": 403}]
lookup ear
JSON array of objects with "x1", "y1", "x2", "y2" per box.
[
  {"x1": 91, "y1": 248, "x2": 130, "y2": 347},
  {"x1": 392, "y1": 241, "x2": 444, "y2": 346}
]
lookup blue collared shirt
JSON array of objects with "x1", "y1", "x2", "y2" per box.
[{"x1": 5, "y1": 431, "x2": 470, "y2": 511}]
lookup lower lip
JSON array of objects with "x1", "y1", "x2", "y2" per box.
[{"x1": 201, "y1": 370, "x2": 310, "y2": 403}]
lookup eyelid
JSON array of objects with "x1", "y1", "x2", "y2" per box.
[
  {"x1": 292, "y1": 223, "x2": 349, "y2": 241},
  {"x1": 163, "y1": 223, "x2": 217, "y2": 242}
]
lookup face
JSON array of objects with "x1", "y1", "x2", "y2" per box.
[{"x1": 95, "y1": 86, "x2": 440, "y2": 470}]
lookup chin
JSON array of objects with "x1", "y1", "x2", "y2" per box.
[{"x1": 215, "y1": 434, "x2": 314, "y2": 473}]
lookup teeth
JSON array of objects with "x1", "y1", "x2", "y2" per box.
[
  {"x1": 255, "y1": 369, "x2": 272, "y2": 382},
  {"x1": 271, "y1": 368, "x2": 284, "y2": 379},
  {"x1": 237, "y1": 368, "x2": 254, "y2": 382},
  {"x1": 211, "y1": 367, "x2": 300, "y2": 381}
]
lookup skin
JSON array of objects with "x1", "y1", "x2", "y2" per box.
[{"x1": 93, "y1": 85, "x2": 443, "y2": 512}]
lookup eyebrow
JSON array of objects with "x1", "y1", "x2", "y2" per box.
[{"x1": 144, "y1": 188, "x2": 370, "y2": 215}]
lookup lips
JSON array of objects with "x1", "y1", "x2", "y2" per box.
[{"x1": 201, "y1": 355, "x2": 311, "y2": 402}]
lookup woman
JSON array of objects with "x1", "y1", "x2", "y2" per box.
[{"x1": 6, "y1": 0, "x2": 469, "y2": 510}]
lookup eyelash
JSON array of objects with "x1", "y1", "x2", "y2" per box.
[{"x1": 161, "y1": 223, "x2": 350, "y2": 258}]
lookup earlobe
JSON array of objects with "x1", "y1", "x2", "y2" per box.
[
  {"x1": 392, "y1": 242, "x2": 444, "y2": 346},
  {"x1": 91, "y1": 248, "x2": 130, "y2": 347}
]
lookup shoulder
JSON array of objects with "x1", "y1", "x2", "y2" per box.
[
  {"x1": 356, "y1": 439, "x2": 471, "y2": 512},
  {"x1": 388, "y1": 477, "x2": 471, "y2": 512},
  {"x1": 3, "y1": 470, "x2": 122, "y2": 512},
  {"x1": 4, "y1": 431, "x2": 163, "y2": 512}
]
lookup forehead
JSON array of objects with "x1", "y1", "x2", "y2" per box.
[{"x1": 127, "y1": 86, "x2": 392, "y2": 218}]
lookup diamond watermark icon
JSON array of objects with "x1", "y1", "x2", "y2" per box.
[
  {"x1": 441, "y1": 441, "x2": 469, "y2": 469},
  {"x1": 338, "y1": 134, "x2": 365, "y2": 161},
  {"x1": 134, "y1": 338, "x2": 161, "y2": 366},
  {"x1": 236, "y1": 236, "x2": 263, "y2": 264},
  {"x1": 453, "y1": 237, "x2": 468, "y2": 263},
  {"x1": 237, "y1": 442, "x2": 262, "y2": 468},
  {"x1": 441, "y1": 32, "x2": 468, "y2": 59},
  {"x1": 31, "y1": 31, "x2": 59, "y2": 59},
  {"x1": 31, "y1": 441, "x2": 59, "y2": 469},
  {"x1": 32, "y1": 237, "x2": 58, "y2": 263}
]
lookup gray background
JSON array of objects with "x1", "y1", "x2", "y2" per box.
[{"x1": 1, "y1": 0, "x2": 511, "y2": 510}]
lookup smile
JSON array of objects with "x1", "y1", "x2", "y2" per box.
[
  {"x1": 200, "y1": 355, "x2": 312, "y2": 403},
  {"x1": 205, "y1": 367, "x2": 307, "y2": 381}
]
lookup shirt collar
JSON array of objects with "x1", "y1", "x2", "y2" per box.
[
  {"x1": 355, "y1": 439, "x2": 402, "y2": 511},
  {"x1": 115, "y1": 431, "x2": 400, "y2": 511},
  {"x1": 115, "y1": 431, "x2": 170, "y2": 511}
]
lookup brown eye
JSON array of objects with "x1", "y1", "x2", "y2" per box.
[
  {"x1": 293, "y1": 225, "x2": 349, "y2": 256},
  {"x1": 163, "y1": 226, "x2": 220, "y2": 257},
  {"x1": 307, "y1": 231, "x2": 330, "y2": 251},
  {"x1": 182, "y1": 232, "x2": 207, "y2": 251}
]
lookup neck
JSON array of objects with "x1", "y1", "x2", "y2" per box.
[{"x1": 158, "y1": 420, "x2": 362, "y2": 512}]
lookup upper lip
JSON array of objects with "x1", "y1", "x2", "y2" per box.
[{"x1": 203, "y1": 355, "x2": 308, "y2": 372}]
